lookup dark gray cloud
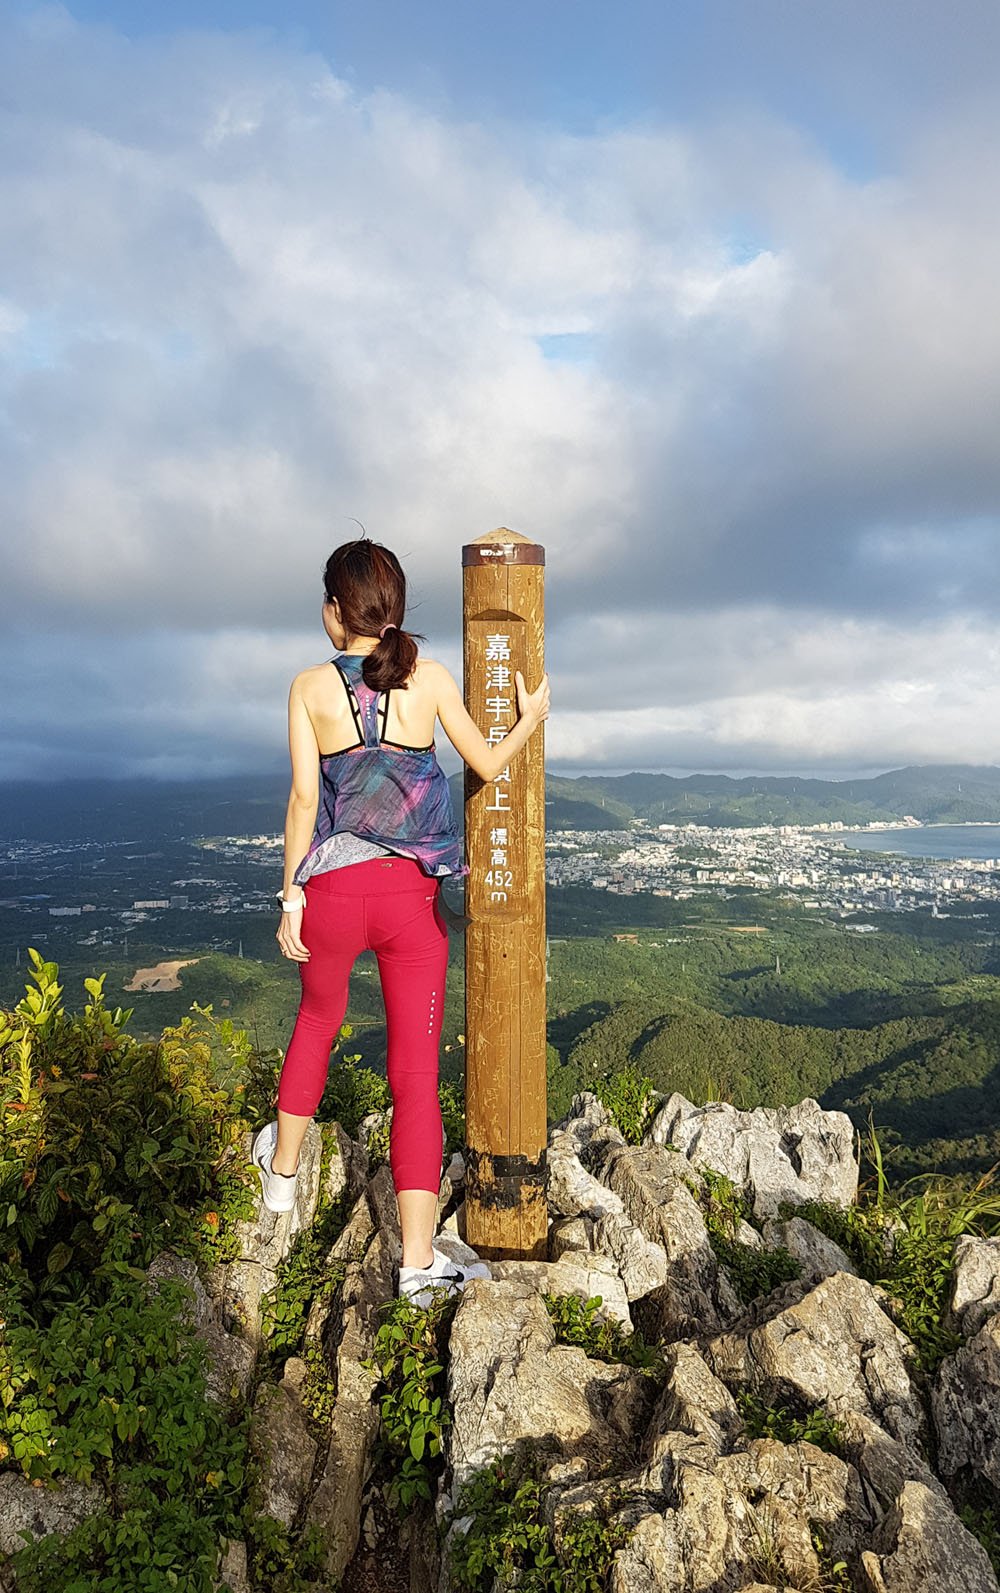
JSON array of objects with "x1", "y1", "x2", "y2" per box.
[{"x1": 2, "y1": 4, "x2": 1000, "y2": 781}]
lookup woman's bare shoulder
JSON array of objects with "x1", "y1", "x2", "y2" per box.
[
  {"x1": 289, "y1": 661, "x2": 335, "y2": 694},
  {"x1": 414, "y1": 655, "x2": 454, "y2": 683}
]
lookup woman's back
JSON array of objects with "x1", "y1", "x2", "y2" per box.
[{"x1": 296, "y1": 651, "x2": 444, "y2": 757}]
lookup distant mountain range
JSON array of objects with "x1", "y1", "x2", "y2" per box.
[
  {"x1": 3, "y1": 763, "x2": 1000, "y2": 842},
  {"x1": 542, "y1": 764, "x2": 1000, "y2": 831}
]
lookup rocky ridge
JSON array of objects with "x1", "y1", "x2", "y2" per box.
[{"x1": 6, "y1": 1090, "x2": 1000, "y2": 1593}]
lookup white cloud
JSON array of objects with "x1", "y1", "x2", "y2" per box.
[{"x1": 2, "y1": 6, "x2": 1000, "y2": 779}]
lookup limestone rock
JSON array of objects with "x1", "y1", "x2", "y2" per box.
[
  {"x1": 584, "y1": 1436, "x2": 869, "y2": 1593},
  {"x1": 547, "y1": 1137, "x2": 628, "y2": 1221},
  {"x1": 303, "y1": 1184, "x2": 374, "y2": 1345},
  {"x1": 206, "y1": 1120, "x2": 324, "y2": 1343},
  {"x1": 704, "y1": 1270, "x2": 927, "y2": 1458},
  {"x1": 304, "y1": 1166, "x2": 398, "y2": 1586},
  {"x1": 248, "y1": 1365, "x2": 317, "y2": 1530},
  {"x1": 489, "y1": 1252, "x2": 632, "y2": 1330},
  {"x1": 320, "y1": 1119, "x2": 369, "y2": 1211},
  {"x1": 215, "y1": 1537, "x2": 250, "y2": 1593},
  {"x1": 858, "y1": 1479, "x2": 1000, "y2": 1592},
  {"x1": 593, "y1": 1208, "x2": 682, "y2": 1302},
  {"x1": 146, "y1": 1251, "x2": 255, "y2": 1404},
  {"x1": 932, "y1": 1312, "x2": 1000, "y2": 1490},
  {"x1": 0, "y1": 1475, "x2": 103, "y2": 1559},
  {"x1": 760, "y1": 1214, "x2": 859, "y2": 1283},
  {"x1": 640, "y1": 1342, "x2": 742, "y2": 1467},
  {"x1": 601, "y1": 1144, "x2": 742, "y2": 1340},
  {"x1": 646, "y1": 1092, "x2": 858, "y2": 1217},
  {"x1": 947, "y1": 1234, "x2": 1000, "y2": 1337},
  {"x1": 439, "y1": 1276, "x2": 659, "y2": 1519},
  {"x1": 835, "y1": 1409, "x2": 949, "y2": 1515},
  {"x1": 548, "y1": 1213, "x2": 597, "y2": 1257}
]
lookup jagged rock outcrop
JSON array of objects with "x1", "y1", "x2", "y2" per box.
[
  {"x1": 946, "y1": 1234, "x2": 1000, "y2": 1337},
  {"x1": 204, "y1": 1120, "x2": 325, "y2": 1344},
  {"x1": 760, "y1": 1212, "x2": 859, "y2": 1282},
  {"x1": 146, "y1": 1251, "x2": 255, "y2": 1403},
  {"x1": 21, "y1": 1084, "x2": 993, "y2": 1593},
  {"x1": 858, "y1": 1479, "x2": 1000, "y2": 1592},
  {"x1": 703, "y1": 1269, "x2": 928, "y2": 1459},
  {"x1": 932, "y1": 1313, "x2": 1000, "y2": 1492},
  {"x1": 425, "y1": 1093, "x2": 999, "y2": 1593},
  {"x1": 645, "y1": 1091, "x2": 859, "y2": 1216},
  {"x1": 248, "y1": 1359, "x2": 318, "y2": 1529}
]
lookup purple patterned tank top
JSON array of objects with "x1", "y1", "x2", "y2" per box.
[{"x1": 292, "y1": 651, "x2": 469, "y2": 886}]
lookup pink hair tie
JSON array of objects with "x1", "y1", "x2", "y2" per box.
[{"x1": 378, "y1": 623, "x2": 398, "y2": 639}]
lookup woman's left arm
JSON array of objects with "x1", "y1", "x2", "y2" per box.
[
  {"x1": 433, "y1": 662, "x2": 549, "y2": 781},
  {"x1": 278, "y1": 676, "x2": 320, "y2": 962}
]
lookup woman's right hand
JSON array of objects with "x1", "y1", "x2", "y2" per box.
[
  {"x1": 515, "y1": 669, "x2": 550, "y2": 727},
  {"x1": 276, "y1": 897, "x2": 310, "y2": 962}
]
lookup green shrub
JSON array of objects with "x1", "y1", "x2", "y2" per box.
[
  {"x1": 443, "y1": 1445, "x2": 631, "y2": 1592},
  {"x1": 786, "y1": 1118, "x2": 1000, "y2": 1373},
  {"x1": 542, "y1": 1291, "x2": 664, "y2": 1375},
  {"x1": 2, "y1": 1274, "x2": 248, "y2": 1592},
  {"x1": 596, "y1": 1062, "x2": 657, "y2": 1143},
  {"x1": 260, "y1": 1125, "x2": 356, "y2": 1364},
  {"x1": 735, "y1": 1389, "x2": 847, "y2": 1457},
  {"x1": 1, "y1": 955, "x2": 255, "y2": 1318},
  {"x1": 694, "y1": 1167, "x2": 802, "y2": 1305},
  {"x1": 245, "y1": 1514, "x2": 326, "y2": 1592},
  {"x1": 362, "y1": 1293, "x2": 455, "y2": 1515}
]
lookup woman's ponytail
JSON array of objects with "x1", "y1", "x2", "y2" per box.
[{"x1": 365, "y1": 619, "x2": 421, "y2": 691}]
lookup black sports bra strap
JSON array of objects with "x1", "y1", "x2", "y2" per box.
[{"x1": 333, "y1": 662, "x2": 366, "y2": 743}]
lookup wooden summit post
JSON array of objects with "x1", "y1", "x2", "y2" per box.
[{"x1": 462, "y1": 528, "x2": 548, "y2": 1260}]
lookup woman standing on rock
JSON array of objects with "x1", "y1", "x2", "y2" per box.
[{"x1": 252, "y1": 536, "x2": 549, "y2": 1307}]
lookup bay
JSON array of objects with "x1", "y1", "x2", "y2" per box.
[{"x1": 808, "y1": 824, "x2": 1000, "y2": 863}]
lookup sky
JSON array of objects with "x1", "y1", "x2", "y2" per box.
[{"x1": 3, "y1": 0, "x2": 1000, "y2": 784}]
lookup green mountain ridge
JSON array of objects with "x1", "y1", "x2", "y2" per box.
[{"x1": 4, "y1": 762, "x2": 1000, "y2": 841}]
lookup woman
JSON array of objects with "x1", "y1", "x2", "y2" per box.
[{"x1": 251, "y1": 537, "x2": 550, "y2": 1308}]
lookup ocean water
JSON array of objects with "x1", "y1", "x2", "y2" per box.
[{"x1": 810, "y1": 824, "x2": 1000, "y2": 863}]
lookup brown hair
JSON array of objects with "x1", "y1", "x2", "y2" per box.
[{"x1": 323, "y1": 538, "x2": 426, "y2": 691}]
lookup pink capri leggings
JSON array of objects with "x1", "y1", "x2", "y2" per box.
[{"x1": 277, "y1": 855, "x2": 449, "y2": 1194}]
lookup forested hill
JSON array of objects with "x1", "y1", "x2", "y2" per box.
[
  {"x1": 3, "y1": 762, "x2": 1000, "y2": 841},
  {"x1": 543, "y1": 763, "x2": 1000, "y2": 830}
]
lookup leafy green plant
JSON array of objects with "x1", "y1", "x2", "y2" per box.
[
  {"x1": 2, "y1": 1273, "x2": 249, "y2": 1592},
  {"x1": 1, "y1": 958, "x2": 255, "y2": 1317},
  {"x1": 735, "y1": 1389, "x2": 847, "y2": 1457},
  {"x1": 957, "y1": 1484, "x2": 1000, "y2": 1579},
  {"x1": 361, "y1": 1293, "x2": 454, "y2": 1514},
  {"x1": 439, "y1": 1077, "x2": 467, "y2": 1162},
  {"x1": 786, "y1": 1118, "x2": 1000, "y2": 1372},
  {"x1": 314, "y1": 1041, "x2": 385, "y2": 1133},
  {"x1": 541, "y1": 1291, "x2": 664, "y2": 1374},
  {"x1": 245, "y1": 1514, "x2": 326, "y2": 1592},
  {"x1": 596, "y1": 1061, "x2": 657, "y2": 1143},
  {"x1": 443, "y1": 1445, "x2": 631, "y2": 1592},
  {"x1": 693, "y1": 1167, "x2": 802, "y2": 1304},
  {"x1": 259, "y1": 1124, "x2": 355, "y2": 1363}
]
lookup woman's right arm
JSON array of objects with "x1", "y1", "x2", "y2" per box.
[
  {"x1": 277, "y1": 675, "x2": 320, "y2": 963},
  {"x1": 434, "y1": 662, "x2": 550, "y2": 781}
]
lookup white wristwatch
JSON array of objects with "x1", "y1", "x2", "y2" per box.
[{"x1": 276, "y1": 889, "x2": 306, "y2": 913}]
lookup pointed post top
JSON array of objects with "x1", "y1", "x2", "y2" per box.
[{"x1": 462, "y1": 527, "x2": 545, "y2": 565}]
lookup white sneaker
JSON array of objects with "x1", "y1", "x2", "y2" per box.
[
  {"x1": 397, "y1": 1244, "x2": 491, "y2": 1309},
  {"x1": 251, "y1": 1121, "x2": 299, "y2": 1214}
]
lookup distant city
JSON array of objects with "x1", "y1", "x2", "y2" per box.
[
  {"x1": 5, "y1": 819, "x2": 1000, "y2": 957},
  {"x1": 546, "y1": 820, "x2": 1000, "y2": 922}
]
